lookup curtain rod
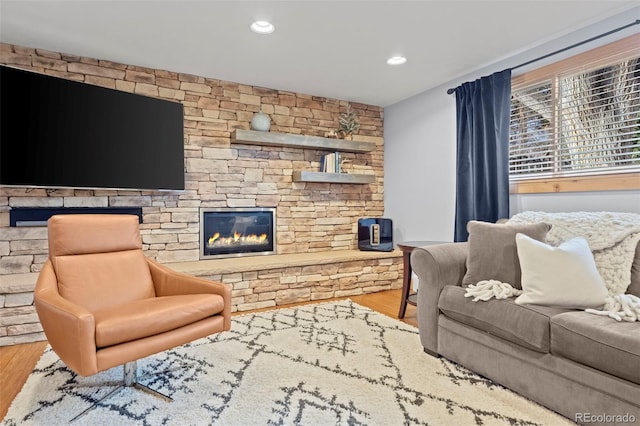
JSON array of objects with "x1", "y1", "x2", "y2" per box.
[{"x1": 446, "y1": 19, "x2": 640, "y2": 95}]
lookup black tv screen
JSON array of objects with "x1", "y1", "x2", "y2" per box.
[{"x1": 0, "y1": 65, "x2": 185, "y2": 190}]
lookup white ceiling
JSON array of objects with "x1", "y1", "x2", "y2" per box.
[{"x1": 1, "y1": 1, "x2": 638, "y2": 107}]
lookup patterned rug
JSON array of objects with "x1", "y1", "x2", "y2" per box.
[{"x1": 3, "y1": 300, "x2": 571, "y2": 425}]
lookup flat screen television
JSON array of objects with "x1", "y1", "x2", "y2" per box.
[{"x1": 0, "y1": 65, "x2": 185, "y2": 191}]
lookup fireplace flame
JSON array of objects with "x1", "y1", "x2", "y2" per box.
[{"x1": 207, "y1": 232, "x2": 269, "y2": 247}]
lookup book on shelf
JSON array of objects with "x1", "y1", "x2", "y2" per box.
[
  {"x1": 321, "y1": 152, "x2": 333, "y2": 173},
  {"x1": 320, "y1": 152, "x2": 342, "y2": 173}
]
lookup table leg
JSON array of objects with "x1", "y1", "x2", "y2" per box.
[{"x1": 398, "y1": 250, "x2": 412, "y2": 318}]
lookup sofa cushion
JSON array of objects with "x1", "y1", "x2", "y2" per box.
[
  {"x1": 93, "y1": 294, "x2": 225, "y2": 348},
  {"x1": 438, "y1": 285, "x2": 572, "y2": 353},
  {"x1": 462, "y1": 221, "x2": 550, "y2": 290},
  {"x1": 551, "y1": 312, "x2": 640, "y2": 385}
]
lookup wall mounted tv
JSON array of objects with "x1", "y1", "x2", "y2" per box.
[{"x1": 0, "y1": 65, "x2": 185, "y2": 191}]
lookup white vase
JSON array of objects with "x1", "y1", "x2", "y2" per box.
[{"x1": 251, "y1": 112, "x2": 271, "y2": 132}]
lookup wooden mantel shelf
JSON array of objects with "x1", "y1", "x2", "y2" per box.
[
  {"x1": 292, "y1": 171, "x2": 375, "y2": 184},
  {"x1": 231, "y1": 129, "x2": 376, "y2": 153}
]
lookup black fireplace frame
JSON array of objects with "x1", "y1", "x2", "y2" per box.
[
  {"x1": 9, "y1": 207, "x2": 143, "y2": 227},
  {"x1": 199, "y1": 207, "x2": 277, "y2": 259}
]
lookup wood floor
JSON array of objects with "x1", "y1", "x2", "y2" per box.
[{"x1": 0, "y1": 289, "x2": 417, "y2": 420}]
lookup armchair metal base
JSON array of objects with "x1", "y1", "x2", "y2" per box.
[{"x1": 69, "y1": 360, "x2": 175, "y2": 422}]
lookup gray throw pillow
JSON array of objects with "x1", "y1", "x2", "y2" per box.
[
  {"x1": 628, "y1": 242, "x2": 640, "y2": 296},
  {"x1": 462, "y1": 220, "x2": 551, "y2": 289}
]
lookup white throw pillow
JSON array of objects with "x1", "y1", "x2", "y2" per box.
[{"x1": 514, "y1": 233, "x2": 607, "y2": 308}]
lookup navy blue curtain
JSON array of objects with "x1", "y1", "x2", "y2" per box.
[{"x1": 454, "y1": 69, "x2": 511, "y2": 242}]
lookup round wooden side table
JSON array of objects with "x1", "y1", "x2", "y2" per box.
[{"x1": 397, "y1": 241, "x2": 446, "y2": 318}]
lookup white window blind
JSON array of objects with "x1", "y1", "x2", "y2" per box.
[{"x1": 509, "y1": 55, "x2": 640, "y2": 180}]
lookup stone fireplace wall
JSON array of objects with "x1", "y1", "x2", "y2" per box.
[
  {"x1": 0, "y1": 43, "x2": 384, "y2": 272},
  {"x1": 0, "y1": 44, "x2": 395, "y2": 344}
]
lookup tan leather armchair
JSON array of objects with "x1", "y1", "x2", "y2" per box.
[{"x1": 34, "y1": 214, "x2": 231, "y2": 408}]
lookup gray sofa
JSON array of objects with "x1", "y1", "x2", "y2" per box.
[{"x1": 411, "y1": 242, "x2": 640, "y2": 424}]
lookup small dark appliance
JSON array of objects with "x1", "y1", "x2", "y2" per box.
[{"x1": 358, "y1": 218, "x2": 393, "y2": 251}]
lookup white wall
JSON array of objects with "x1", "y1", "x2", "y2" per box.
[
  {"x1": 384, "y1": 8, "x2": 640, "y2": 244},
  {"x1": 384, "y1": 88, "x2": 457, "y2": 243}
]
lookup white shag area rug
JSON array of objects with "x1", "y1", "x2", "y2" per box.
[{"x1": 3, "y1": 300, "x2": 571, "y2": 425}]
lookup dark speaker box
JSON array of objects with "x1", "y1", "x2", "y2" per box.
[{"x1": 358, "y1": 218, "x2": 393, "y2": 251}]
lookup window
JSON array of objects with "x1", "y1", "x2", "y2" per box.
[{"x1": 509, "y1": 34, "x2": 640, "y2": 193}]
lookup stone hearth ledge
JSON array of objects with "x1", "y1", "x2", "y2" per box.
[
  {"x1": 171, "y1": 249, "x2": 402, "y2": 276},
  {"x1": 0, "y1": 249, "x2": 402, "y2": 293}
]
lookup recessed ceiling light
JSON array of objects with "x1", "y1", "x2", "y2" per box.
[
  {"x1": 250, "y1": 21, "x2": 275, "y2": 34},
  {"x1": 387, "y1": 56, "x2": 407, "y2": 66}
]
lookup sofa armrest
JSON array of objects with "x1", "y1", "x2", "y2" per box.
[
  {"x1": 34, "y1": 260, "x2": 98, "y2": 376},
  {"x1": 411, "y1": 242, "x2": 468, "y2": 355},
  {"x1": 147, "y1": 259, "x2": 232, "y2": 331}
]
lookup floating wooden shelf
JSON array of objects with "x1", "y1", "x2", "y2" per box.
[
  {"x1": 231, "y1": 129, "x2": 376, "y2": 153},
  {"x1": 292, "y1": 171, "x2": 375, "y2": 184}
]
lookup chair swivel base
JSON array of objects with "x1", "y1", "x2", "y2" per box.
[{"x1": 70, "y1": 360, "x2": 173, "y2": 422}]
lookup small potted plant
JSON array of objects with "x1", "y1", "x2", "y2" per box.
[{"x1": 337, "y1": 104, "x2": 360, "y2": 140}]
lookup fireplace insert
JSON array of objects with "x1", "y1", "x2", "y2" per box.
[{"x1": 200, "y1": 208, "x2": 276, "y2": 259}]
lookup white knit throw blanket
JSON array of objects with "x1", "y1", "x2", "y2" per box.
[{"x1": 465, "y1": 211, "x2": 640, "y2": 322}]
